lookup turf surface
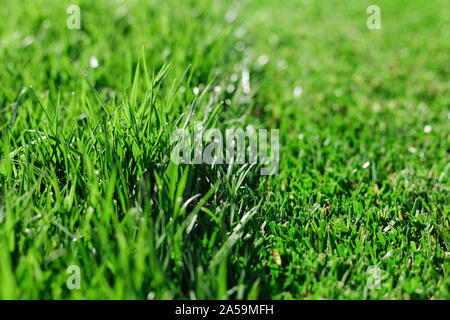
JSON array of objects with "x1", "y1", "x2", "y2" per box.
[{"x1": 0, "y1": 0, "x2": 449, "y2": 299}]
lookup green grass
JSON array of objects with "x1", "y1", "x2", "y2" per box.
[{"x1": 0, "y1": 0, "x2": 449, "y2": 299}]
